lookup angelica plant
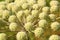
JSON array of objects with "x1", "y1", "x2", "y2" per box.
[{"x1": 0, "y1": 0, "x2": 60, "y2": 40}]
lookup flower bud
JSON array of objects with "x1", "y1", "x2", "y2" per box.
[
  {"x1": 8, "y1": 15, "x2": 16, "y2": 22},
  {"x1": 24, "y1": 22, "x2": 33, "y2": 32},
  {"x1": 51, "y1": 22, "x2": 60, "y2": 31},
  {"x1": 9, "y1": 22, "x2": 18, "y2": 31},
  {"x1": 0, "y1": 33, "x2": 7, "y2": 40},
  {"x1": 34, "y1": 28, "x2": 44, "y2": 37},
  {"x1": 16, "y1": 31, "x2": 28, "y2": 40},
  {"x1": 49, "y1": 35, "x2": 60, "y2": 40},
  {"x1": 50, "y1": 0, "x2": 59, "y2": 6},
  {"x1": 39, "y1": 19, "x2": 48, "y2": 28},
  {"x1": 49, "y1": 14, "x2": 56, "y2": 21},
  {"x1": 2, "y1": 10, "x2": 10, "y2": 19},
  {"x1": 32, "y1": 4, "x2": 39, "y2": 10},
  {"x1": 39, "y1": 12, "x2": 48, "y2": 19},
  {"x1": 37, "y1": 0, "x2": 46, "y2": 7},
  {"x1": 24, "y1": 9, "x2": 30, "y2": 16},
  {"x1": 42, "y1": 7, "x2": 50, "y2": 13},
  {"x1": 22, "y1": 3, "x2": 29, "y2": 9},
  {"x1": 27, "y1": 0, "x2": 36, "y2": 6},
  {"x1": 0, "y1": 4, "x2": 6, "y2": 10},
  {"x1": 7, "y1": 3, "x2": 14, "y2": 10},
  {"x1": 26, "y1": 15, "x2": 34, "y2": 22},
  {"x1": 50, "y1": 6, "x2": 58, "y2": 13},
  {"x1": 17, "y1": 11, "x2": 24, "y2": 19},
  {"x1": 11, "y1": 4, "x2": 19, "y2": 13},
  {"x1": 31, "y1": 10, "x2": 39, "y2": 17}
]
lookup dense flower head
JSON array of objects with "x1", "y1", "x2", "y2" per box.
[
  {"x1": 39, "y1": 12, "x2": 49, "y2": 19},
  {"x1": 34, "y1": 28, "x2": 44, "y2": 37},
  {"x1": 49, "y1": 35, "x2": 60, "y2": 40},
  {"x1": 9, "y1": 22, "x2": 18, "y2": 31},
  {"x1": 24, "y1": 22, "x2": 34, "y2": 32},
  {"x1": 42, "y1": 6, "x2": 50, "y2": 13},
  {"x1": 49, "y1": 14, "x2": 56, "y2": 21},
  {"x1": 0, "y1": 0, "x2": 60, "y2": 40},
  {"x1": 51, "y1": 22, "x2": 60, "y2": 31},
  {"x1": 39, "y1": 19, "x2": 48, "y2": 28},
  {"x1": 50, "y1": 6, "x2": 59, "y2": 13},
  {"x1": 0, "y1": 33, "x2": 7, "y2": 40},
  {"x1": 8, "y1": 15, "x2": 16, "y2": 22},
  {"x1": 50, "y1": 0, "x2": 59, "y2": 6},
  {"x1": 16, "y1": 31, "x2": 28, "y2": 40}
]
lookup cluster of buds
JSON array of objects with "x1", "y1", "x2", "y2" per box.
[{"x1": 0, "y1": 0, "x2": 60, "y2": 40}]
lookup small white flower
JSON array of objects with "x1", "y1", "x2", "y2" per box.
[
  {"x1": 37, "y1": 0, "x2": 46, "y2": 7},
  {"x1": 0, "y1": 33, "x2": 7, "y2": 40},
  {"x1": 39, "y1": 12, "x2": 48, "y2": 19},
  {"x1": 32, "y1": 4, "x2": 39, "y2": 10},
  {"x1": 27, "y1": 0, "x2": 36, "y2": 6},
  {"x1": 8, "y1": 15, "x2": 16, "y2": 23},
  {"x1": 17, "y1": 11, "x2": 24, "y2": 19},
  {"x1": 51, "y1": 22, "x2": 60, "y2": 31},
  {"x1": 24, "y1": 9, "x2": 30, "y2": 16},
  {"x1": 22, "y1": 3, "x2": 29, "y2": 9},
  {"x1": 34, "y1": 28, "x2": 44, "y2": 37},
  {"x1": 49, "y1": 35, "x2": 60, "y2": 40},
  {"x1": 2, "y1": 10, "x2": 10, "y2": 19},
  {"x1": 16, "y1": 31, "x2": 28, "y2": 40},
  {"x1": 26, "y1": 15, "x2": 34, "y2": 22},
  {"x1": 31, "y1": 10, "x2": 39, "y2": 17},
  {"x1": 24, "y1": 22, "x2": 33, "y2": 32},
  {"x1": 49, "y1": 14, "x2": 56, "y2": 21},
  {"x1": 9, "y1": 22, "x2": 18, "y2": 31},
  {"x1": 50, "y1": 0, "x2": 59, "y2": 6},
  {"x1": 50, "y1": 6, "x2": 58, "y2": 13},
  {"x1": 42, "y1": 7, "x2": 50, "y2": 13},
  {"x1": 7, "y1": 3, "x2": 15, "y2": 10},
  {"x1": 0, "y1": 4, "x2": 6, "y2": 10},
  {"x1": 39, "y1": 19, "x2": 48, "y2": 28}
]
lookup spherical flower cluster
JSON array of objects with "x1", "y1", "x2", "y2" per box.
[
  {"x1": 26, "y1": 15, "x2": 34, "y2": 22},
  {"x1": 39, "y1": 19, "x2": 48, "y2": 28},
  {"x1": 8, "y1": 15, "x2": 16, "y2": 22},
  {"x1": 39, "y1": 12, "x2": 48, "y2": 19},
  {"x1": 51, "y1": 22, "x2": 60, "y2": 31},
  {"x1": 17, "y1": 11, "x2": 24, "y2": 19},
  {"x1": 49, "y1": 14, "x2": 56, "y2": 21},
  {"x1": 31, "y1": 10, "x2": 39, "y2": 17},
  {"x1": 16, "y1": 31, "x2": 28, "y2": 40},
  {"x1": 0, "y1": 4, "x2": 6, "y2": 10},
  {"x1": 7, "y1": 3, "x2": 15, "y2": 10},
  {"x1": 34, "y1": 28, "x2": 44, "y2": 37},
  {"x1": 32, "y1": 4, "x2": 39, "y2": 10},
  {"x1": 24, "y1": 22, "x2": 33, "y2": 32},
  {"x1": 24, "y1": 9, "x2": 30, "y2": 16},
  {"x1": 49, "y1": 35, "x2": 60, "y2": 40},
  {"x1": 2, "y1": 10, "x2": 10, "y2": 19},
  {"x1": 42, "y1": 7, "x2": 50, "y2": 13},
  {"x1": 27, "y1": 0, "x2": 36, "y2": 6},
  {"x1": 22, "y1": 3, "x2": 29, "y2": 9},
  {"x1": 50, "y1": 0, "x2": 59, "y2": 6},
  {"x1": 37, "y1": 0, "x2": 46, "y2": 7},
  {"x1": 9, "y1": 22, "x2": 18, "y2": 31},
  {"x1": 50, "y1": 6, "x2": 58, "y2": 13},
  {"x1": 0, "y1": 33, "x2": 7, "y2": 40}
]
